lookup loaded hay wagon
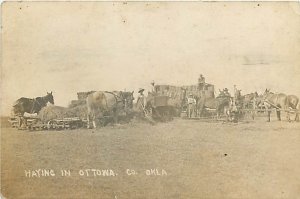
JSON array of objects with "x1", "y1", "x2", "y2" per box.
[
  {"x1": 144, "y1": 94, "x2": 173, "y2": 122},
  {"x1": 9, "y1": 91, "x2": 91, "y2": 131},
  {"x1": 141, "y1": 83, "x2": 218, "y2": 122},
  {"x1": 12, "y1": 108, "x2": 88, "y2": 131},
  {"x1": 181, "y1": 83, "x2": 215, "y2": 118},
  {"x1": 141, "y1": 85, "x2": 186, "y2": 122},
  {"x1": 180, "y1": 83, "x2": 243, "y2": 122}
]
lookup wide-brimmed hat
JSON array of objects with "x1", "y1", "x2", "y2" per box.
[
  {"x1": 138, "y1": 88, "x2": 145, "y2": 93},
  {"x1": 224, "y1": 88, "x2": 229, "y2": 91}
]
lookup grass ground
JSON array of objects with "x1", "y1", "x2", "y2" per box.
[{"x1": 1, "y1": 116, "x2": 300, "y2": 198}]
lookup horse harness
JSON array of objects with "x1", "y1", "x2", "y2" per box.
[
  {"x1": 104, "y1": 91, "x2": 126, "y2": 106},
  {"x1": 264, "y1": 94, "x2": 280, "y2": 109},
  {"x1": 30, "y1": 97, "x2": 46, "y2": 114}
]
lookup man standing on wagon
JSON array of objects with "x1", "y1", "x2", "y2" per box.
[{"x1": 198, "y1": 74, "x2": 205, "y2": 91}]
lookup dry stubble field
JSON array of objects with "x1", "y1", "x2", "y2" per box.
[{"x1": 1, "y1": 116, "x2": 300, "y2": 199}]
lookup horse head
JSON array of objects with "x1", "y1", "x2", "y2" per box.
[
  {"x1": 263, "y1": 89, "x2": 274, "y2": 99},
  {"x1": 46, "y1": 91, "x2": 54, "y2": 104},
  {"x1": 264, "y1": 88, "x2": 272, "y2": 94}
]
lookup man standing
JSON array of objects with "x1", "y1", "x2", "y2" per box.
[
  {"x1": 198, "y1": 74, "x2": 205, "y2": 91},
  {"x1": 187, "y1": 93, "x2": 196, "y2": 118},
  {"x1": 150, "y1": 80, "x2": 155, "y2": 93},
  {"x1": 136, "y1": 88, "x2": 146, "y2": 114},
  {"x1": 233, "y1": 85, "x2": 237, "y2": 97}
]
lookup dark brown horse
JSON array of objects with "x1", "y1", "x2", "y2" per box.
[
  {"x1": 12, "y1": 92, "x2": 54, "y2": 127},
  {"x1": 242, "y1": 92, "x2": 258, "y2": 109},
  {"x1": 86, "y1": 91, "x2": 134, "y2": 128},
  {"x1": 197, "y1": 95, "x2": 232, "y2": 119}
]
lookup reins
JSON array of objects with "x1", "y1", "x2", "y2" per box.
[{"x1": 104, "y1": 91, "x2": 130, "y2": 110}]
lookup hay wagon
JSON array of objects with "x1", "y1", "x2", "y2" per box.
[
  {"x1": 8, "y1": 115, "x2": 45, "y2": 130},
  {"x1": 46, "y1": 117, "x2": 86, "y2": 130},
  {"x1": 8, "y1": 116, "x2": 20, "y2": 128},
  {"x1": 181, "y1": 83, "x2": 215, "y2": 118},
  {"x1": 9, "y1": 115, "x2": 87, "y2": 131},
  {"x1": 145, "y1": 95, "x2": 174, "y2": 122},
  {"x1": 141, "y1": 84, "x2": 187, "y2": 122}
]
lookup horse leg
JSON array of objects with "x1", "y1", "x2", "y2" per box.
[
  {"x1": 265, "y1": 104, "x2": 271, "y2": 122},
  {"x1": 295, "y1": 105, "x2": 299, "y2": 122},
  {"x1": 286, "y1": 110, "x2": 291, "y2": 122},
  {"x1": 18, "y1": 116, "x2": 23, "y2": 128},
  {"x1": 88, "y1": 110, "x2": 97, "y2": 129},
  {"x1": 295, "y1": 103, "x2": 300, "y2": 122},
  {"x1": 225, "y1": 109, "x2": 230, "y2": 122},
  {"x1": 92, "y1": 117, "x2": 96, "y2": 128},
  {"x1": 24, "y1": 118, "x2": 28, "y2": 128},
  {"x1": 295, "y1": 113, "x2": 299, "y2": 122},
  {"x1": 113, "y1": 109, "x2": 118, "y2": 124},
  {"x1": 223, "y1": 107, "x2": 228, "y2": 121},
  {"x1": 276, "y1": 109, "x2": 281, "y2": 121},
  {"x1": 216, "y1": 111, "x2": 220, "y2": 121},
  {"x1": 87, "y1": 110, "x2": 92, "y2": 129},
  {"x1": 198, "y1": 106, "x2": 203, "y2": 117},
  {"x1": 87, "y1": 117, "x2": 90, "y2": 129},
  {"x1": 92, "y1": 110, "x2": 97, "y2": 128},
  {"x1": 267, "y1": 110, "x2": 271, "y2": 122}
]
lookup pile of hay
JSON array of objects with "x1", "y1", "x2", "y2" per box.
[
  {"x1": 68, "y1": 100, "x2": 86, "y2": 108},
  {"x1": 38, "y1": 105, "x2": 87, "y2": 122},
  {"x1": 66, "y1": 105, "x2": 87, "y2": 119}
]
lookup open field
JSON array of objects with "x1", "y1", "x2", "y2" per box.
[{"x1": 1, "y1": 116, "x2": 300, "y2": 199}]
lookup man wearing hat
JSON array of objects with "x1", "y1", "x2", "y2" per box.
[
  {"x1": 223, "y1": 88, "x2": 231, "y2": 97},
  {"x1": 137, "y1": 88, "x2": 146, "y2": 113}
]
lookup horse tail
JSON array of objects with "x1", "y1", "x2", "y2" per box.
[
  {"x1": 296, "y1": 99, "x2": 300, "y2": 110},
  {"x1": 11, "y1": 102, "x2": 23, "y2": 116}
]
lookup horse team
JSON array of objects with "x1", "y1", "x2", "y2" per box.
[
  {"x1": 86, "y1": 91, "x2": 135, "y2": 129},
  {"x1": 260, "y1": 89, "x2": 299, "y2": 122},
  {"x1": 11, "y1": 88, "x2": 300, "y2": 129},
  {"x1": 188, "y1": 88, "x2": 299, "y2": 122}
]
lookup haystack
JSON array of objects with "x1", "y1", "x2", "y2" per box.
[
  {"x1": 38, "y1": 105, "x2": 87, "y2": 122},
  {"x1": 67, "y1": 105, "x2": 87, "y2": 119},
  {"x1": 68, "y1": 100, "x2": 86, "y2": 108}
]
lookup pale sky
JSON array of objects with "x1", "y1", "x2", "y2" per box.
[{"x1": 1, "y1": 2, "x2": 300, "y2": 116}]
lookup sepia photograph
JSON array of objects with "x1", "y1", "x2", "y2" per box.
[{"x1": 1, "y1": 1, "x2": 300, "y2": 198}]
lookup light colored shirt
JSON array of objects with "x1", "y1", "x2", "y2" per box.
[{"x1": 187, "y1": 97, "x2": 196, "y2": 104}]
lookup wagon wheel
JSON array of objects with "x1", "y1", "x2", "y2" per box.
[
  {"x1": 70, "y1": 121, "x2": 78, "y2": 129},
  {"x1": 142, "y1": 106, "x2": 155, "y2": 124},
  {"x1": 159, "y1": 107, "x2": 172, "y2": 122},
  {"x1": 144, "y1": 107, "x2": 153, "y2": 118},
  {"x1": 47, "y1": 120, "x2": 57, "y2": 130}
]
